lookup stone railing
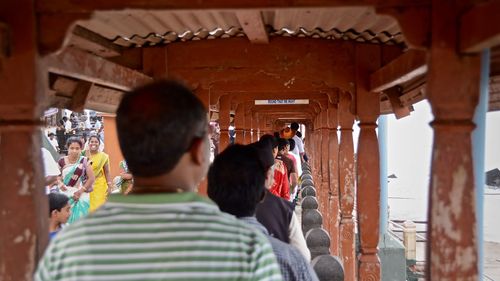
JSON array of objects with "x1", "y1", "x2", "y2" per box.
[{"x1": 299, "y1": 162, "x2": 344, "y2": 281}]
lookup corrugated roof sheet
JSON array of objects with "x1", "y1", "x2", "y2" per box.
[{"x1": 79, "y1": 7, "x2": 403, "y2": 47}]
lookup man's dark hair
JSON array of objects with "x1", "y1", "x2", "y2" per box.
[
  {"x1": 48, "y1": 193, "x2": 69, "y2": 217},
  {"x1": 290, "y1": 122, "x2": 299, "y2": 131},
  {"x1": 116, "y1": 80, "x2": 207, "y2": 177},
  {"x1": 288, "y1": 138, "x2": 296, "y2": 151},
  {"x1": 207, "y1": 144, "x2": 267, "y2": 218},
  {"x1": 277, "y1": 138, "x2": 289, "y2": 152},
  {"x1": 259, "y1": 134, "x2": 278, "y2": 149},
  {"x1": 249, "y1": 141, "x2": 274, "y2": 171},
  {"x1": 62, "y1": 117, "x2": 68, "y2": 122}
]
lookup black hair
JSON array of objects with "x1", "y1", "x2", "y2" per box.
[
  {"x1": 291, "y1": 122, "x2": 299, "y2": 131},
  {"x1": 288, "y1": 138, "x2": 296, "y2": 151},
  {"x1": 88, "y1": 134, "x2": 101, "y2": 144},
  {"x1": 207, "y1": 144, "x2": 267, "y2": 218},
  {"x1": 259, "y1": 134, "x2": 278, "y2": 149},
  {"x1": 277, "y1": 138, "x2": 289, "y2": 151},
  {"x1": 66, "y1": 137, "x2": 83, "y2": 149},
  {"x1": 62, "y1": 117, "x2": 68, "y2": 122},
  {"x1": 48, "y1": 132, "x2": 55, "y2": 137},
  {"x1": 48, "y1": 193, "x2": 69, "y2": 217},
  {"x1": 249, "y1": 141, "x2": 275, "y2": 171},
  {"x1": 116, "y1": 80, "x2": 207, "y2": 177},
  {"x1": 296, "y1": 131, "x2": 302, "y2": 138}
]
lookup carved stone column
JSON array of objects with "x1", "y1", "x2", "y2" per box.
[
  {"x1": 234, "y1": 104, "x2": 244, "y2": 144},
  {"x1": 320, "y1": 110, "x2": 330, "y2": 231},
  {"x1": 356, "y1": 44, "x2": 381, "y2": 281},
  {"x1": 244, "y1": 104, "x2": 252, "y2": 144},
  {"x1": 338, "y1": 91, "x2": 356, "y2": 281},
  {"x1": 327, "y1": 105, "x2": 340, "y2": 256},
  {"x1": 218, "y1": 95, "x2": 231, "y2": 152},
  {"x1": 0, "y1": 1, "x2": 48, "y2": 278},
  {"x1": 426, "y1": 0, "x2": 481, "y2": 279}
]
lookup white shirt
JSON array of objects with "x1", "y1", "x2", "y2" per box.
[
  {"x1": 49, "y1": 138, "x2": 59, "y2": 150},
  {"x1": 64, "y1": 120, "x2": 72, "y2": 132},
  {"x1": 94, "y1": 120, "x2": 102, "y2": 130},
  {"x1": 291, "y1": 135, "x2": 304, "y2": 155},
  {"x1": 288, "y1": 212, "x2": 311, "y2": 261},
  {"x1": 41, "y1": 148, "x2": 60, "y2": 194}
]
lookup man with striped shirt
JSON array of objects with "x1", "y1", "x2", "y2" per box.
[{"x1": 35, "y1": 80, "x2": 282, "y2": 281}]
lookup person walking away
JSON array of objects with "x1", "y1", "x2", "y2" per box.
[
  {"x1": 276, "y1": 138, "x2": 297, "y2": 200},
  {"x1": 208, "y1": 144, "x2": 317, "y2": 280},
  {"x1": 260, "y1": 134, "x2": 290, "y2": 200},
  {"x1": 35, "y1": 80, "x2": 282, "y2": 281}
]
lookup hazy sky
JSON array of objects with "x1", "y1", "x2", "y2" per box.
[{"x1": 385, "y1": 99, "x2": 500, "y2": 198}]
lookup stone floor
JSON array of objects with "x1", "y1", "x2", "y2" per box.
[{"x1": 485, "y1": 242, "x2": 500, "y2": 281}]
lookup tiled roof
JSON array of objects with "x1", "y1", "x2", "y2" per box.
[{"x1": 78, "y1": 7, "x2": 403, "y2": 47}]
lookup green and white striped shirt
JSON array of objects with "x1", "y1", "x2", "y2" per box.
[{"x1": 35, "y1": 192, "x2": 283, "y2": 281}]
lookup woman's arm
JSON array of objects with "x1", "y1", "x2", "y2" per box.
[
  {"x1": 82, "y1": 163, "x2": 95, "y2": 192},
  {"x1": 104, "y1": 162, "x2": 113, "y2": 193}
]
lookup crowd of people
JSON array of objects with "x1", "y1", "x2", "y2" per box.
[{"x1": 36, "y1": 80, "x2": 315, "y2": 281}]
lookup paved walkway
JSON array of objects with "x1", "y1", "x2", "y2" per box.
[{"x1": 485, "y1": 241, "x2": 500, "y2": 281}]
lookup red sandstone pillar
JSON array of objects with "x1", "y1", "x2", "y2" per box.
[
  {"x1": 320, "y1": 110, "x2": 330, "y2": 231},
  {"x1": 313, "y1": 116, "x2": 322, "y2": 187},
  {"x1": 426, "y1": 1, "x2": 481, "y2": 279},
  {"x1": 356, "y1": 44, "x2": 381, "y2": 281},
  {"x1": 218, "y1": 95, "x2": 231, "y2": 152},
  {"x1": 0, "y1": 1, "x2": 48, "y2": 279},
  {"x1": 338, "y1": 91, "x2": 356, "y2": 281},
  {"x1": 234, "y1": 104, "x2": 244, "y2": 144},
  {"x1": 327, "y1": 105, "x2": 340, "y2": 256},
  {"x1": 244, "y1": 104, "x2": 252, "y2": 144}
]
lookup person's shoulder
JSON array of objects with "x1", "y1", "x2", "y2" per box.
[{"x1": 269, "y1": 236, "x2": 317, "y2": 280}]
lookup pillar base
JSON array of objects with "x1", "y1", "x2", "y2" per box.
[{"x1": 378, "y1": 232, "x2": 406, "y2": 281}]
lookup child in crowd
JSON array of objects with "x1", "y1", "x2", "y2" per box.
[{"x1": 48, "y1": 193, "x2": 71, "y2": 240}]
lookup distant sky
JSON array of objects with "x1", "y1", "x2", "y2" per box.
[{"x1": 385, "y1": 100, "x2": 500, "y2": 197}]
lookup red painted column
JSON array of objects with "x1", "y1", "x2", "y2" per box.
[
  {"x1": 320, "y1": 110, "x2": 330, "y2": 232},
  {"x1": 327, "y1": 105, "x2": 340, "y2": 256},
  {"x1": 313, "y1": 116, "x2": 322, "y2": 189},
  {"x1": 218, "y1": 95, "x2": 231, "y2": 152},
  {"x1": 0, "y1": 1, "x2": 48, "y2": 278},
  {"x1": 426, "y1": 1, "x2": 481, "y2": 279},
  {"x1": 338, "y1": 91, "x2": 356, "y2": 281},
  {"x1": 234, "y1": 104, "x2": 244, "y2": 144},
  {"x1": 244, "y1": 104, "x2": 252, "y2": 144},
  {"x1": 356, "y1": 44, "x2": 381, "y2": 281}
]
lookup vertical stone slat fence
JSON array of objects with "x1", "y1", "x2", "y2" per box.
[{"x1": 299, "y1": 161, "x2": 344, "y2": 281}]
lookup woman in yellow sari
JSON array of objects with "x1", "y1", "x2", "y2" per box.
[{"x1": 84, "y1": 135, "x2": 112, "y2": 212}]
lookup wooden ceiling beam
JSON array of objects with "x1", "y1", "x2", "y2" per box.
[
  {"x1": 70, "y1": 81, "x2": 93, "y2": 112},
  {"x1": 68, "y1": 25, "x2": 123, "y2": 57},
  {"x1": 45, "y1": 47, "x2": 152, "y2": 92},
  {"x1": 460, "y1": 1, "x2": 500, "y2": 53},
  {"x1": 36, "y1": 0, "x2": 430, "y2": 13},
  {"x1": 50, "y1": 75, "x2": 124, "y2": 113},
  {"x1": 370, "y1": 49, "x2": 427, "y2": 93},
  {"x1": 236, "y1": 10, "x2": 268, "y2": 44}
]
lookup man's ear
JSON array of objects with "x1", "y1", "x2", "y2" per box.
[
  {"x1": 50, "y1": 209, "x2": 58, "y2": 218},
  {"x1": 189, "y1": 137, "x2": 206, "y2": 165}
]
